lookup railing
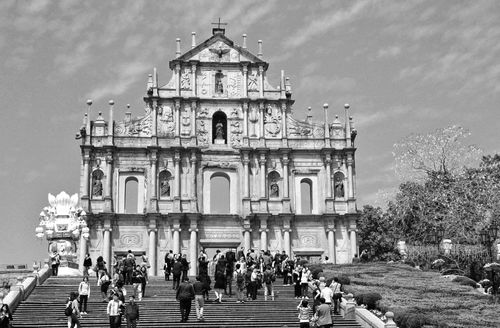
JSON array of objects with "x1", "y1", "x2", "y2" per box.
[
  {"x1": 0, "y1": 261, "x2": 51, "y2": 312},
  {"x1": 340, "y1": 293, "x2": 398, "y2": 328}
]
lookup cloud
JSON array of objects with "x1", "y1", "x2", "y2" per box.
[
  {"x1": 355, "y1": 105, "x2": 412, "y2": 129},
  {"x1": 376, "y1": 46, "x2": 401, "y2": 59},
  {"x1": 87, "y1": 60, "x2": 151, "y2": 101},
  {"x1": 282, "y1": 1, "x2": 372, "y2": 50}
]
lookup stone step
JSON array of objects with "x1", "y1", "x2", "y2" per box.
[{"x1": 13, "y1": 276, "x2": 362, "y2": 328}]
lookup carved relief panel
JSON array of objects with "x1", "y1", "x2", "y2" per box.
[
  {"x1": 264, "y1": 104, "x2": 282, "y2": 138},
  {"x1": 115, "y1": 107, "x2": 153, "y2": 137},
  {"x1": 157, "y1": 105, "x2": 175, "y2": 137},
  {"x1": 181, "y1": 105, "x2": 191, "y2": 136}
]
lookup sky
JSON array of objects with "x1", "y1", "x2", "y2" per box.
[{"x1": 1, "y1": 0, "x2": 499, "y2": 265}]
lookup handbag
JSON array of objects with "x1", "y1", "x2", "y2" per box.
[{"x1": 310, "y1": 313, "x2": 319, "y2": 327}]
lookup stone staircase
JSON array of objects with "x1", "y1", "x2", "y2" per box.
[{"x1": 13, "y1": 276, "x2": 362, "y2": 327}]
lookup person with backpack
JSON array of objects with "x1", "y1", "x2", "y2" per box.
[
  {"x1": 263, "y1": 265, "x2": 276, "y2": 301},
  {"x1": 234, "y1": 263, "x2": 246, "y2": 303},
  {"x1": 172, "y1": 257, "x2": 183, "y2": 290},
  {"x1": 131, "y1": 265, "x2": 143, "y2": 301},
  {"x1": 329, "y1": 277, "x2": 343, "y2": 315},
  {"x1": 123, "y1": 255, "x2": 135, "y2": 285},
  {"x1": 66, "y1": 291, "x2": 81, "y2": 328}
]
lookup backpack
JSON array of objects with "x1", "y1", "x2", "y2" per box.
[{"x1": 64, "y1": 302, "x2": 73, "y2": 316}]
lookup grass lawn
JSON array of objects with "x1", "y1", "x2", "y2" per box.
[{"x1": 321, "y1": 262, "x2": 499, "y2": 328}]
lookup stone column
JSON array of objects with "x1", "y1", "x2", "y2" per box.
[
  {"x1": 79, "y1": 235, "x2": 87, "y2": 272},
  {"x1": 191, "y1": 100, "x2": 197, "y2": 138},
  {"x1": 283, "y1": 228, "x2": 291, "y2": 257},
  {"x1": 148, "y1": 222, "x2": 157, "y2": 276},
  {"x1": 242, "y1": 102, "x2": 248, "y2": 137},
  {"x1": 242, "y1": 64, "x2": 248, "y2": 98},
  {"x1": 191, "y1": 63, "x2": 197, "y2": 97},
  {"x1": 190, "y1": 151, "x2": 197, "y2": 198},
  {"x1": 349, "y1": 228, "x2": 357, "y2": 259},
  {"x1": 243, "y1": 219, "x2": 252, "y2": 251},
  {"x1": 82, "y1": 154, "x2": 91, "y2": 198},
  {"x1": 173, "y1": 229, "x2": 181, "y2": 254},
  {"x1": 281, "y1": 153, "x2": 290, "y2": 198},
  {"x1": 174, "y1": 100, "x2": 181, "y2": 137},
  {"x1": 242, "y1": 152, "x2": 250, "y2": 197},
  {"x1": 281, "y1": 102, "x2": 287, "y2": 139},
  {"x1": 259, "y1": 102, "x2": 265, "y2": 139},
  {"x1": 260, "y1": 216, "x2": 269, "y2": 251},
  {"x1": 258, "y1": 65, "x2": 264, "y2": 98},
  {"x1": 175, "y1": 63, "x2": 181, "y2": 96},
  {"x1": 324, "y1": 154, "x2": 332, "y2": 198},
  {"x1": 327, "y1": 228, "x2": 336, "y2": 264},
  {"x1": 347, "y1": 154, "x2": 354, "y2": 199},
  {"x1": 259, "y1": 153, "x2": 266, "y2": 198},
  {"x1": 103, "y1": 224, "x2": 112, "y2": 273},
  {"x1": 149, "y1": 151, "x2": 158, "y2": 212},
  {"x1": 174, "y1": 152, "x2": 181, "y2": 198},
  {"x1": 189, "y1": 226, "x2": 198, "y2": 276}
]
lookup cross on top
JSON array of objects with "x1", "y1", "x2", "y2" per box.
[
  {"x1": 212, "y1": 18, "x2": 227, "y2": 29},
  {"x1": 211, "y1": 18, "x2": 227, "y2": 35}
]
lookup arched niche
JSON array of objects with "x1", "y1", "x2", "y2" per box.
[
  {"x1": 91, "y1": 169, "x2": 104, "y2": 199},
  {"x1": 333, "y1": 171, "x2": 345, "y2": 199},
  {"x1": 212, "y1": 110, "x2": 227, "y2": 144},
  {"x1": 268, "y1": 171, "x2": 281, "y2": 198},
  {"x1": 202, "y1": 169, "x2": 238, "y2": 214},
  {"x1": 158, "y1": 170, "x2": 173, "y2": 198},
  {"x1": 117, "y1": 173, "x2": 145, "y2": 214}
]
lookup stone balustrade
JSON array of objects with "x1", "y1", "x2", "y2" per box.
[{"x1": 340, "y1": 294, "x2": 399, "y2": 328}]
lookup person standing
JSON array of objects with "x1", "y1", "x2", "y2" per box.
[
  {"x1": 50, "y1": 251, "x2": 61, "y2": 276},
  {"x1": 164, "y1": 250, "x2": 174, "y2": 281},
  {"x1": 124, "y1": 295, "x2": 139, "y2": 328},
  {"x1": 0, "y1": 304, "x2": 13, "y2": 328},
  {"x1": 78, "y1": 276, "x2": 90, "y2": 314},
  {"x1": 301, "y1": 267, "x2": 310, "y2": 299},
  {"x1": 67, "y1": 291, "x2": 81, "y2": 328},
  {"x1": 193, "y1": 276, "x2": 207, "y2": 322},
  {"x1": 234, "y1": 263, "x2": 246, "y2": 303},
  {"x1": 172, "y1": 257, "x2": 183, "y2": 290},
  {"x1": 213, "y1": 268, "x2": 226, "y2": 303},
  {"x1": 107, "y1": 292, "x2": 123, "y2": 328},
  {"x1": 263, "y1": 265, "x2": 276, "y2": 301},
  {"x1": 131, "y1": 266, "x2": 143, "y2": 301},
  {"x1": 315, "y1": 297, "x2": 333, "y2": 328},
  {"x1": 297, "y1": 299, "x2": 312, "y2": 328},
  {"x1": 83, "y1": 253, "x2": 92, "y2": 278},
  {"x1": 236, "y1": 247, "x2": 246, "y2": 262},
  {"x1": 176, "y1": 278, "x2": 195, "y2": 323},
  {"x1": 329, "y1": 277, "x2": 343, "y2": 315},
  {"x1": 180, "y1": 254, "x2": 190, "y2": 282}
]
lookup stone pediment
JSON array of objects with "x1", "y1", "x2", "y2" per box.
[{"x1": 171, "y1": 33, "x2": 266, "y2": 67}]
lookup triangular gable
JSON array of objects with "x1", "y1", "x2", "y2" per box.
[{"x1": 175, "y1": 33, "x2": 265, "y2": 65}]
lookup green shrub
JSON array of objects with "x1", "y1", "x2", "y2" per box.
[
  {"x1": 338, "y1": 275, "x2": 351, "y2": 286},
  {"x1": 452, "y1": 276, "x2": 478, "y2": 288},
  {"x1": 395, "y1": 311, "x2": 433, "y2": 328},
  {"x1": 354, "y1": 292, "x2": 382, "y2": 310},
  {"x1": 308, "y1": 264, "x2": 324, "y2": 279}
]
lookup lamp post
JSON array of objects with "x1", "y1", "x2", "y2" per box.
[{"x1": 434, "y1": 227, "x2": 445, "y2": 252}]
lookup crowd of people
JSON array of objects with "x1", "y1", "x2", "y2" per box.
[{"x1": 59, "y1": 247, "x2": 344, "y2": 327}]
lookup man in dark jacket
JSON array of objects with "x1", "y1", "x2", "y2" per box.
[
  {"x1": 125, "y1": 295, "x2": 139, "y2": 328},
  {"x1": 172, "y1": 257, "x2": 183, "y2": 290},
  {"x1": 176, "y1": 278, "x2": 195, "y2": 323},
  {"x1": 180, "y1": 254, "x2": 190, "y2": 282}
]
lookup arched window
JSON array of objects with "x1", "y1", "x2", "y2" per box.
[
  {"x1": 124, "y1": 177, "x2": 139, "y2": 214},
  {"x1": 333, "y1": 172, "x2": 345, "y2": 199},
  {"x1": 300, "y1": 179, "x2": 313, "y2": 214},
  {"x1": 91, "y1": 169, "x2": 104, "y2": 198},
  {"x1": 158, "y1": 170, "x2": 172, "y2": 198},
  {"x1": 210, "y1": 173, "x2": 230, "y2": 213},
  {"x1": 212, "y1": 111, "x2": 227, "y2": 144},
  {"x1": 268, "y1": 171, "x2": 281, "y2": 198}
]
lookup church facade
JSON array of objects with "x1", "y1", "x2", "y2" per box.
[{"x1": 77, "y1": 27, "x2": 359, "y2": 275}]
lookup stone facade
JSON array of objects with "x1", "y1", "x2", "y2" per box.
[{"x1": 77, "y1": 27, "x2": 359, "y2": 275}]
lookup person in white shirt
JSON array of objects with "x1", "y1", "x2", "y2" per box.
[
  {"x1": 320, "y1": 285, "x2": 333, "y2": 306},
  {"x1": 330, "y1": 277, "x2": 343, "y2": 314},
  {"x1": 78, "y1": 276, "x2": 90, "y2": 314},
  {"x1": 107, "y1": 293, "x2": 123, "y2": 328},
  {"x1": 300, "y1": 267, "x2": 310, "y2": 299}
]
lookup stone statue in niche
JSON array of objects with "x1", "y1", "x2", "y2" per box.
[
  {"x1": 248, "y1": 105, "x2": 259, "y2": 137},
  {"x1": 270, "y1": 180, "x2": 279, "y2": 197},
  {"x1": 334, "y1": 175, "x2": 345, "y2": 198},
  {"x1": 92, "y1": 170, "x2": 104, "y2": 197},
  {"x1": 215, "y1": 71, "x2": 224, "y2": 94},
  {"x1": 160, "y1": 177, "x2": 170, "y2": 197},
  {"x1": 248, "y1": 71, "x2": 258, "y2": 91},
  {"x1": 215, "y1": 121, "x2": 224, "y2": 139},
  {"x1": 181, "y1": 70, "x2": 191, "y2": 90}
]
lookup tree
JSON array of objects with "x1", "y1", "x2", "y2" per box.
[
  {"x1": 357, "y1": 205, "x2": 399, "y2": 260},
  {"x1": 393, "y1": 125, "x2": 482, "y2": 182}
]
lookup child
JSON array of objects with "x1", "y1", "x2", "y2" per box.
[{"x1": 297, "y1": 299, "x2": 311, "y2": 328}]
